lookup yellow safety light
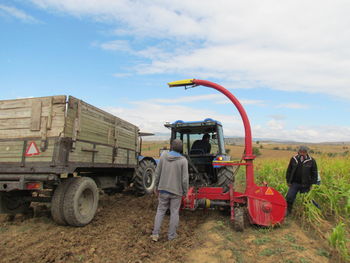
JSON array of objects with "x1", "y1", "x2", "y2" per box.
[{"x1": 168, "y1": 79, "x2": 195, "y2": 87}]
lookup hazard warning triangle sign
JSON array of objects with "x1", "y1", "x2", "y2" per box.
[
  {"x1": 265, "y1": 187, "x2": 274, "y2": 195},
  {"x1": 25, "y1": 141, "x2": 40, "y2": 157}
]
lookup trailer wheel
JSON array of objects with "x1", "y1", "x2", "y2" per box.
[
  {"x1": 0, "y1": 192, "x2": 31, "y2": 214},
  {"x1": 217, "y1": 166, "x2": 235, "y2": 189},
  {"x1": 133, "y1": 159, "x2": 156, "y2": 195},
  {"x1": 234, "y1": 207, "x2": 245, "y2": 232},
  {"x1": 51, "y1": 178, "x2": 73, "y2": 225},
  {"x1": 63, "y1": 177, "x2": 99, "y2": 227}
]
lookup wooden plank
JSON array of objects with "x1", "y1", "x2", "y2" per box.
[
  {"x1": 0, "y1": 116, "x2": 64, "y2": 139},
  {"x1": 47, "y1": 97, "x2": 53, "y2": 129},
  {"x1": 0, "y1": 95, "x2": 66, "y2": 110},
  {"x1": 94, "y1": 145, "x2": 113, "y2": 164},
  {"x1": 69, "y1": 141, "x2": 93, "y2": 163},
  {"x1": 0, "y1": 104, "x2": 65, "y2": 120},
  {"x1": 0, "y1": 141, "x2": 23, "y2": 162},
  {"x1": 30, "y1": 100, "x2": 42, "y2": 131}
]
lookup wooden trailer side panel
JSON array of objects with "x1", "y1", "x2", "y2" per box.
[
  {"x1": 66, "y1": 96, "x2": 138, "y2": 166},
  {"x1": 0, "y1": 96, "x2": 66, "y2": 163}
]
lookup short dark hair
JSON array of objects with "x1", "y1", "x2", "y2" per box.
[
  {"x1": 298, "y1": 145, "x2": 309, "y2": 152},
  {"x1": 171, "y1": 139, "x2": 183, "y2": 153},
  {"x1": 203, "y1": 133, "x2": 210, "y2": 140}
]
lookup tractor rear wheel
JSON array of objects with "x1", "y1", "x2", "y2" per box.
[
  {"x1": 133, "y1": 159, "x2": 156, "y2": 195},
  {"x1": 217, "y1": 166, "x2": 235, "y2": 189}
]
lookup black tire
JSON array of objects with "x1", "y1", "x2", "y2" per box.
[
  {"x1": 133, "y1": 159, "x2": 156, "y2": 195},
  {"x1": 217, "y1": 166, "x2": 235, "y2": 189},
  {"x1": 51, "y1": 178, "x2": 73, "y2": 225},
  {"x1": 0, "y1": 192, "x2": 31, "y2": 214},
  {"x1": 63, "y1": 177, "x2": 99, "y2": 227},
  {"x1": 234, "y1": 207, "x2": 245, "y2": 232}
]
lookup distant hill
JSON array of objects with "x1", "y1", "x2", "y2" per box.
[{"x1": 145, "y1": 133, "x2": 350, "y2": 145}]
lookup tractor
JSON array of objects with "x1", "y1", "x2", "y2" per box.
[
  {"x1": 164, "y1": 119, "x2": 235, "y2": 190},
  {"x1": 167, "y1": 79, "x2": 287, "y2": 231}
]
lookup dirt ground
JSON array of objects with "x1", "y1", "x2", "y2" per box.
[{"x1": 0, "y1": 191, "x2": 335, "y2": 263}]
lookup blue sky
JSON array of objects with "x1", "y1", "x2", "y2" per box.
[{"x1": 1, "y1": 0, "x2": 350, "y2": 142}]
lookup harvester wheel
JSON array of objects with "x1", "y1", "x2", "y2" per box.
[
  {"x1": 51, "y1": 178, "x2": 74, "y2": 225},
  {"x1": 63, "y1": 177, "x2": 99, "y2": 227},
  {"x1": 234, "y1": 207, "x2": 245, "y2": 232},
  {"x1": 217, "y1": 166, "x2": 235, "y2": 189},
  {"x1": 133, "y1": 159, "x2": 156, "y2": 195}
]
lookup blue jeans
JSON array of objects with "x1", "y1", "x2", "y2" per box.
[{"x1": 286, "y1": 183, "x2": 310, "y2": 210}]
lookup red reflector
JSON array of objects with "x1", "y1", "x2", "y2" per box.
[{"x1": 26, "y1": 182, "x2": 42, "y2": 190}]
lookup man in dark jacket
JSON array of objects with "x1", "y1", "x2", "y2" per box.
[
  {"x1": 286, "y1": 146, "x2": 318, "y2": 215},
  {"x1": 191, "y1": 133, "x2": 211, "y2": 154},
  {"x1": 151, "y1": 139, "x2": 189, "y2": 241}
]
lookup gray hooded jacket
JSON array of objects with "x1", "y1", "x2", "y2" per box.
[{"x1": 154, "y1": 151, "x2": 189, "y2": 196}]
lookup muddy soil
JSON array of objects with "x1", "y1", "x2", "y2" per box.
[{"x1": 0, "y1": 191, "x2": 333, "y2": 263}]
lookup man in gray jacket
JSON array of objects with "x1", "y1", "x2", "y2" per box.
[{"x1": 151, "y1": 139, "x2": 189, "y2": 241}]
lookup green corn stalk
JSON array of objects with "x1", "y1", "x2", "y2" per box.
[{"x1": 328, "y1": 222, "x2": 350, "y2": 261}]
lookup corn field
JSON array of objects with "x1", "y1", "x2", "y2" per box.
[{"x1": 249, "y1": 156, "x2": 350, "y2": 262}]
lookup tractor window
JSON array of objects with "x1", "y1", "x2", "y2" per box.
[
  {"x1": 173, "y1": 132, "x2": 188, "y2": 154},
  {"x1": 209, "y1": 134, "x2": 219, "y2": 154},
  {"x1": 217, "y1": 125, "x2": 225, "y2": 154},
  {"x1": 189, "y1": 133, "x2": 219, "y2": 155}
]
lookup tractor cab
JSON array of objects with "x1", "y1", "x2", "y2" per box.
[{"x1": 165, "y1": 118, "x2": 231, "y2": 186}]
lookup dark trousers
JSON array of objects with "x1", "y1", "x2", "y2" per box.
[{"x1": 286, "y1": 183, "x2": 310, "y2": 212}]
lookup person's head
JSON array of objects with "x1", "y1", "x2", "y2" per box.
[
  {"x1": 171, "y1": 139, "x2": 183, "y2": 153},
  {"x1": 202, "y1": 133, "x2": 210, "y2": 142},
  {"x1": 298, "y1": 145, "x2": 309, "y2": 157}
]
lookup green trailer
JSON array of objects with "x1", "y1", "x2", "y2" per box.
[{"x1": 0, "y1": 95, "x2": 157, "y2": 226}]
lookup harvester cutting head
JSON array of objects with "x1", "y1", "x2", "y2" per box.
[{"x1": 168, "y1": 79, "x2": 287, "y2": 230}]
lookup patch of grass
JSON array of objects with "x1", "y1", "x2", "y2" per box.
[
  {"x1": 259, "y1": 247, "x2": 285, "y2": 257},
  {"x1": 254, "y1": 226, "x2": 273, "y2": 235},
  {"x1": 76, "y1": 255, "x2": 84, "y2": 262},
  {"x1": 213, "y1": 220, "x2": 226, "y2": 231},
  {"x1": 316, "y1": 248, "x2": 331, "y2": 258},
  {"x1": 284, "y1": 233, "x2": 296, "y2": 243},
  {"x1": 230, "y1": 247, "x2": 244, "y2": 263},
  {"x1": 299, "y1": 258, "x2": 310, "y2": 263},
  {"x1": 291, "y1": 244, "x2": 306, "y2": 251},
  {"x1": 253, "y1": 236, "x2": 272, "y2": 245},
  {"x1": 259, "y1": 248, "x2": 276, "y2": 256},
  {"x1": 224, "y1": 233, "x2": 234, "y2": 242}
]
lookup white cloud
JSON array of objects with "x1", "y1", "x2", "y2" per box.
[
  {"x1": 99, "y1": 40, "x2": 132, "y2": 52},
  {"x1": 0, "y1": 4, "x2": 39, "y2": 23},
  {"x1": 30, "y1": 0, "x2": 350, "y2": 99},
  {"x1": 103, "y1": 96, "x2": 350, "y2": 142}
]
